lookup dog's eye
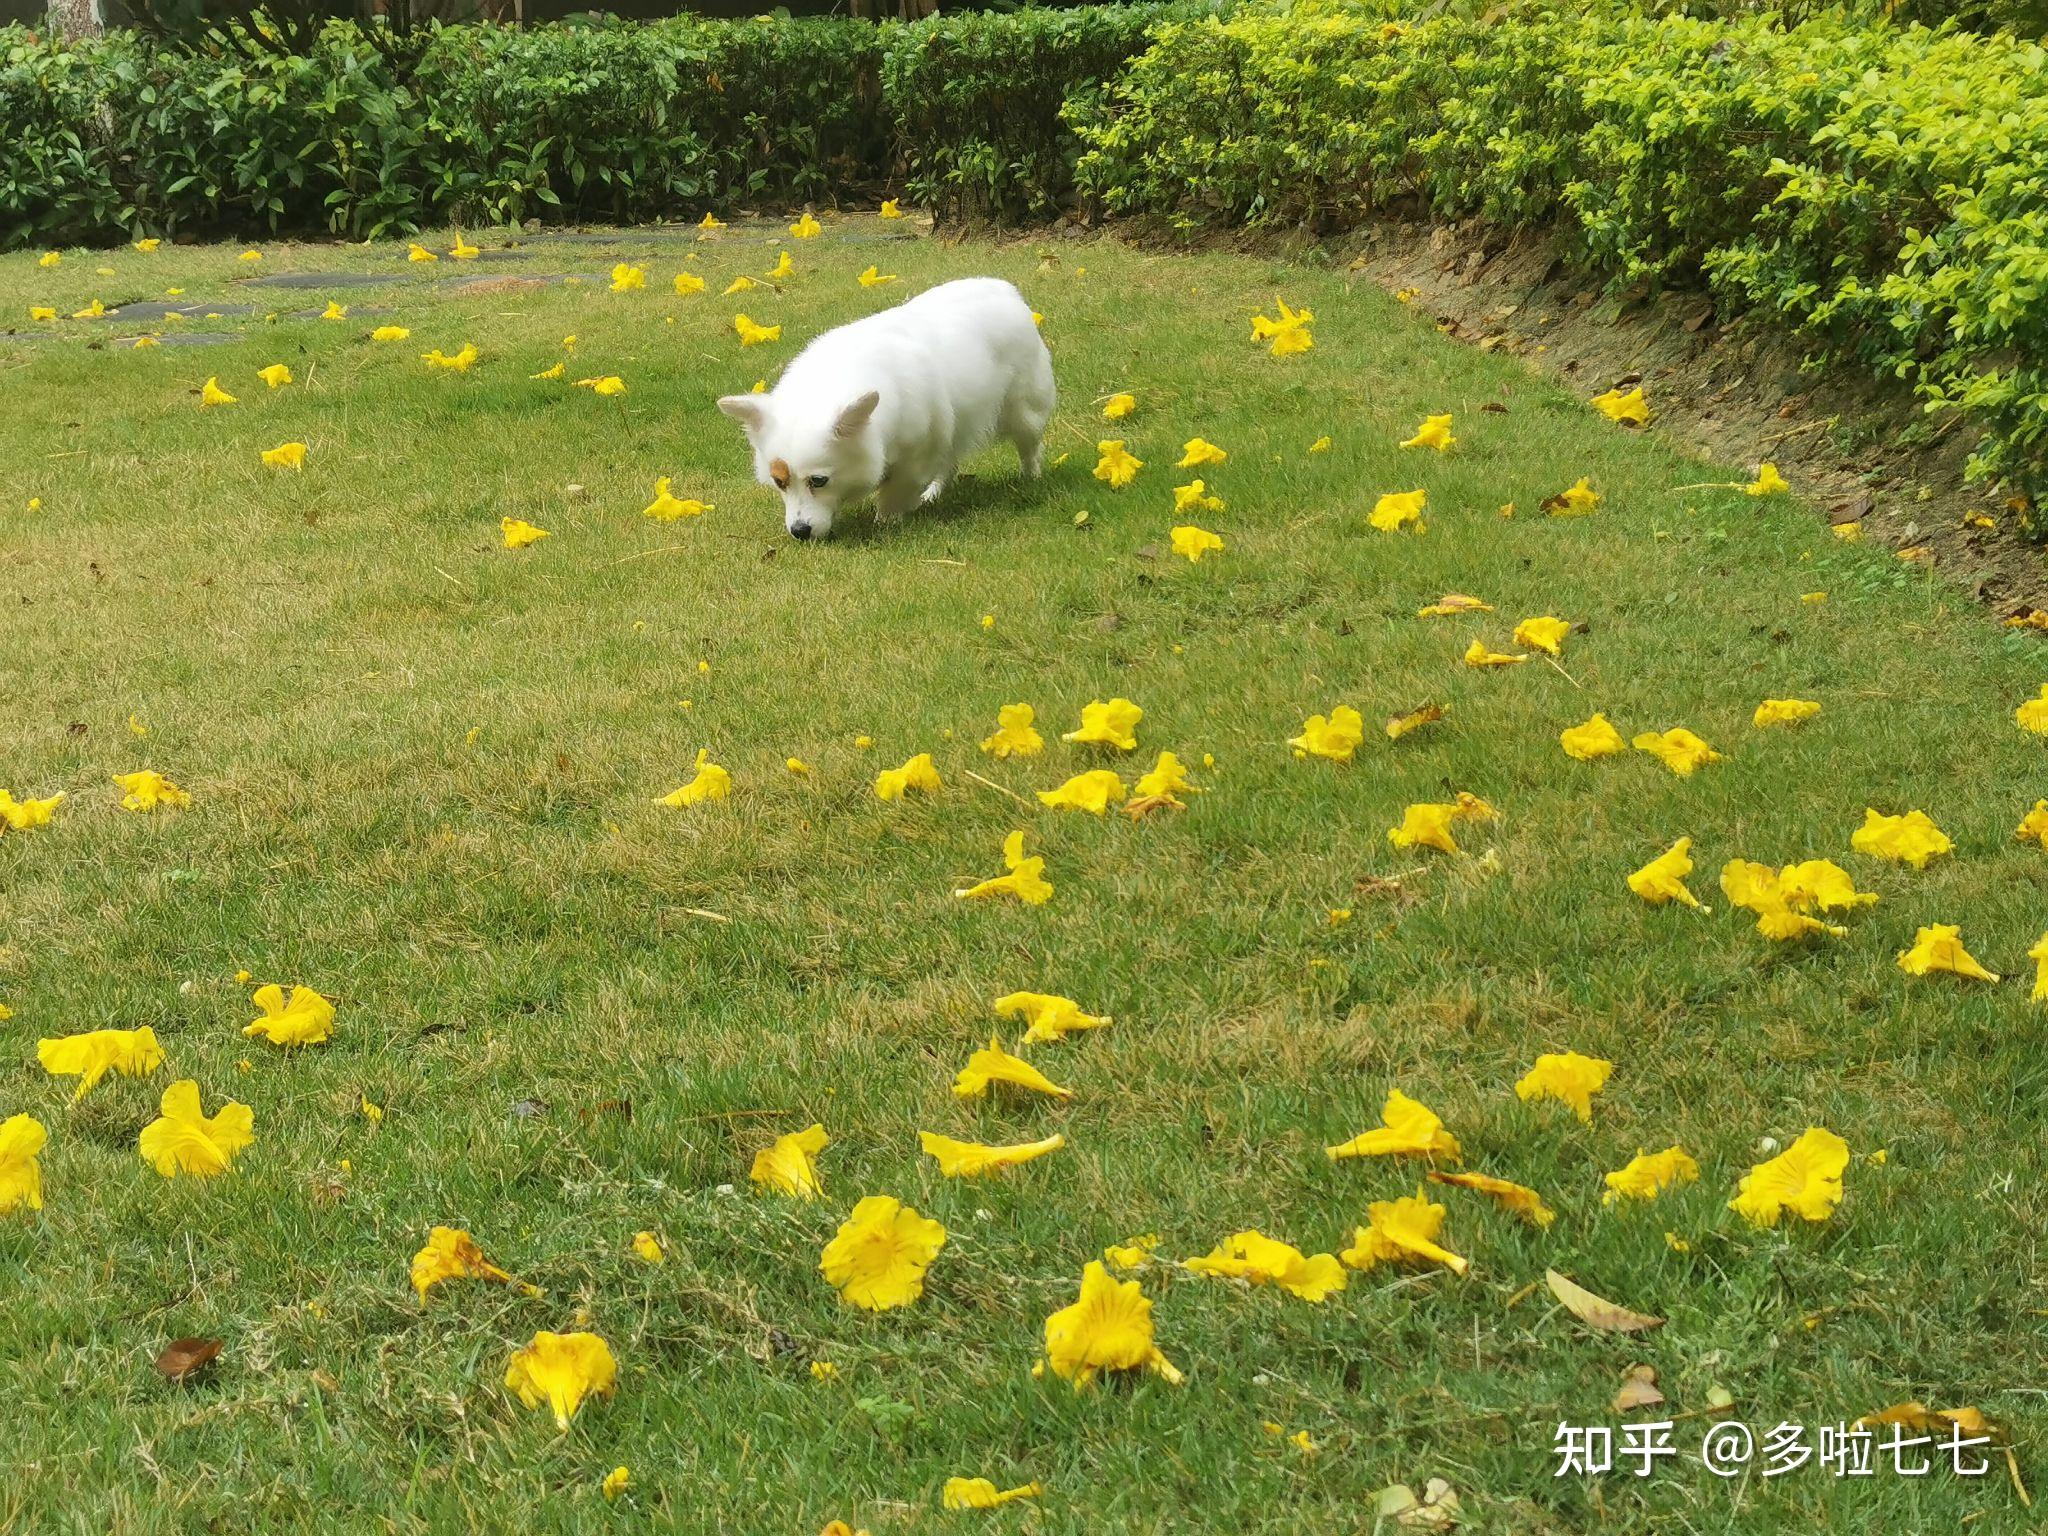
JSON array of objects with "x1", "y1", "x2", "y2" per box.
[{"x1": 805, "y1": 474, "x2": 830, "y2": 491}]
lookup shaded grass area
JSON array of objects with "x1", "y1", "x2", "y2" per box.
[{"x1": 2, "y1": 221, "x2": 2045, "y2": 1533}]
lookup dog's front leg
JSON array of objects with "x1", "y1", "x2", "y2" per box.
[{"x1": 874, "y1": 471, "x2": 922, "y2": 525}]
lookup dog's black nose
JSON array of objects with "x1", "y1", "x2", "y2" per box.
[{"x1": 789, "y1": 522, "x2": 813, "y2": 541}]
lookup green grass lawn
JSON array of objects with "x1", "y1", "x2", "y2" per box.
[{"x1": 3, "y1": 218, "x2": 2046, "y2": 1534}]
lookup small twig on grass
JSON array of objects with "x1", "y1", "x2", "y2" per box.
[
  {"x1": 608, "y1": 544, "x2": 693, "y2": 567},
  {"x1": 431, "y1": 565, "x2": 468, "y2": 591},
  {"x1": 679, "y1": 907, "x2": 731, "y2": 924},
  {"x1": 922, "y1": 557, "x2": 967, "y2": 567},
  {"x1": 1541, "y1": 654, "x2": 1581, "y2": 689},
  {"x1": 963, "y1": 768, "x2": 1030, "y2": 806}
]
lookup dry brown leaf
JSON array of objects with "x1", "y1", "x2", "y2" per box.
[
  {"x1": 1546, "y1": 1270, "x2": 1665, "y2": 1333},
  {"x1": 153, "y1": 1337, "x2": 222, "y2": 1385},
  {"x1": 1122, "y1": 793, "x2": 1186, "y2": 821},
  {"x1": 1613, "y1": 1364, "x2": 1664, "y2": 1413},
  {"x1": 1386, "y1": 702, "x2": 1445, "y2": 740}
]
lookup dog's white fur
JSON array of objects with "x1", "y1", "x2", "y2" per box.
[{"x1": 717, "y1": 277, "x2": 1054, "y2": 539}]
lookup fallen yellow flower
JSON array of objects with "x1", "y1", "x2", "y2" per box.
[
  {"x1": 1417, "y1": 592, "x2": 1490, "y2": 617},
  {"x1": 1185, "y1": 1230, "x2": 1347, "y2": 1302},
  {"x1": 1754, "y1": 698, "x2": 1821, "y2": 728},
  {"x1": 953, "y1": 1036, "x2": 1071, "y2": 1100},
  {"x1": 1560, "y1": 712, "x2": 1626, "y2": 760},
  {"x1": 673, "y1": 271, "x2": 705, "y2": 295},
  {"x1": 953, "y1": 829, "x2": 1052, "y2": 904},
  {"x1": 1327, "y1": 1088, "x2": 1461, "y2": 1163},
  {"x1": 819, "y1": 1194, "x2": 945, "y2": 1311},
  {"x1": 1102, "y1": 391, "x2": 1136, "y2": 420},
  {"x1": 643, "y1": 476, "x2": 712, "y2": 520},
  {"x1": 980, "y1": 702, "x2": 1043, "y2": 759},
  {"x1": 857, "y1": 265, "x2": 896, "y2": 288},
  {"x1": 1400, "y1": 413, "x2": 1454, "y2": 451},
  {"x1": 371, "y1": 325, "x2": 410, "y2": 342},
  {"x1": 1289, "y1": 705, "x2": 1364, "y2": 762},
  {"x1": 244, "y1": 984, "x2": 335, "y2": 1047},
  {"x1": 1513, "y1": 615, "x2": 1571, "y2": 656},
  {"x1": 113, "y1": 769, "x2": 189, "y2": 811},
  {"x1": 1463, "y1": 639, "x2": 1527, "y2": 667},
  {"x1": 2017, "y1": 799, "x2": 2048, "y2": 848},
  {"x1": 1429, "y1": 1169, "x2": 1555, "y2": 1227},
  {"x1": 1591, "y1": 386, "x2": 1649, "y2": 425},
  {"x1": 411, "y1": 1225, "x2": 522, "y2": 1302},
  {"x1": 422, "y1": 343, "x2": 479, "y2": 371},
  {"x1": 138, "y1": 1079, "x2": 253, "y2": 1179},
  {"x1": 1062, "y1": 697, "x2": 1142, "y2": 751},
  {"x1": 1897, "y1": 924, "x2": 1999, "y2": 982},
  {"x1": 1602, "y1": 1145, "x2": 1700, "y2": 1205},
  {"x1": 1544, "y1": 476, "x2": 1601, "y2": 516},
  {"x1": 733, "y1": 314, "x2": 781, "y2": 346},
  {"x1": 37, "y1": 1025, "x2": 165, "y2": 1101},
  {"x1": 656, "y1": 747, "x2": 730, "y2": 807},
  {"x1": 0, "y1": 1114, "x2": 45, "y2": 1213},
  {"x1": 1745, "y1": 462, "x2": 1790, "y2": 496},
  {"x1": 765, "y1": 250, "x2": 794, "y2": 281},
  {"x1": 505, "y1": 1331, "x2": 617, "y2": 1428},
  {"x1": 874, "y1": 752, "x2": 942, "y2": 801},
  {"x1": 993, "y1": 991, "x2": 1110, "y2": 1044},
  {"x1": 407, "y1": 243, "x2": 438, "y2": 262},
  {"x1": 1177, "y1": 437, "x2": 1227, "y2": 468},
  {"x1": 750, "y1": 1123, "x2": 829, "y2": 1199},
  {"x1": 1042, "y1": 1261, "x2": 1183, "y2": 1387},
  {"x1": 920, "y1": 1131, "x2": 1065, "y2": 1178},
  {"x1": 573, "y1": 375, "x2": 626, "y2": 396},
  {"x1": 943, "y1": 1478, "x2": 1043, "y2": 1511},
  {"x1": 1341, "y1": 1189, "x2": 1468, "y2": 1275},
  {"x1": 609, "y1": 263, "x2": 645, "y2": 292},
  {"x1": 260, "y1": 441, "x2": 306, "y2": 470},
  {"x1": 1168, "y1": 523, "x2": 1225, "y2": 562},
  {"x1": 1387, "y1": 792, "x2": 1495, "y2": 855},
  {"x1": 1729, "y1": 1127, "x2": 1848, "y2": 1226},
  {"x1": 257, "y1": 362, "x2": 292, "y2": 389},
  {"x1": 1514, "y1": 1051, "x2": 1613, "y2": 1122},
  {"x1": 878, "y1": 200, "x2": 902, "y2": 218},
  {"x1": 1628, "y1": 837, "x2": 1705, "y2": 909},
  {"x1": 500, "y1": 516, "x2": 550, "y2": 549},
  {"x1": 789, "y1": 212, "x2": 822, "y2": 238},
  {"x1": 1632, "y1": 727, "x2": 1719, "y2": 775},
  {"x1": 1250, "y1": 296, "x2": 1314, "y2": 357},
  {"x1": 200, "y1": 376, "x2": 237, "y2": 406},
  {"x1": 1173, "y1": 478, "x2": 1224, "y2": 514},
  {"x1": 0, "y1": 788, "x2": 64, "y2": 831},
  {"x1": 1037, "y1": 769, "x2": 1125, "y2": 814},
  {"x1": 1369, "y1": 488, "x2": 1426, "y2": 532},
  {"x1": 1093, "y1": 439, "x2": 1142, "y2": 489},
  {"x1": 1850, "y1": 807, "x2": 1952, "y2": 869},
  {"x1": 2014, "y1": 684, "x2": 2048, "y2": 736}
]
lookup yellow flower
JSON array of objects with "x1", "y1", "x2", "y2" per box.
[
  {"x1": 1400, "y1": 413, "x2": 1455, "y2": 451},
  {"x1": 568, "y1": 375, "x2": 623, "y2": 397},
  {"x1": 1037, "y1": 769, "x2": 1126, "y2": 814},
  {"x1": 750, "y1": 1123, "x2": 829, "y2": 1199},
  {"x1": 1341, "y1": 1190, "x2": 1468, "y2": 1275},
  {"x1": 200, "y1": 376, "x2": 237, "y2": 407},
  {"x1": 0, "y1": 788, "x2": 64, "y2": 831},
  {"x1": 2017, "y1": 799, "x2": 2048, "y2": 848},
  {"x1": 609, "y1": 262, "x2": 646, "y2": 292},
  {"x1": 954, "y1": 1036, "x2": 1071, "y2": 1099},
  {"x1": 954, "y1": 829, "x2": 1053, "y2": 904},
  {"x1": 1102, "y1": 392, "x2": 1136, "y2": 420},
  {"x1": 1754, "y1": 698, "x2": 1821, "y2": 728},
  {"x1": 857, "y1": 265, "x2": 896, "y2": 288},
  {"x1": 1289, "y1": 705, "x2": 1363, "y2": 762},
  {"x1": 371, "y1": 325, "x2": 410, "y2": 342},
  {"x1": 809, "y1": 1360, "x2": 839, "y2": 1381},
  {"x1": 642, "y1": 476, "x2": 711, "y2": 520},
  {"x1": 244, "y1": 984, "x2": 334, "y2": 1047},
  {"x1": 1173, "y1": 477, "x2": 1224, "y2": 514},
  {"x1": 1514, "y1": 1051, "x2": 1613, "y2": 1122},
  {"x1": 422, "y1": 343, "x2": 479, "y2": 371},
  {"x1": 1745, "y1": 462, "x2": 1790, "y2": 496},
  {"x1": 1417, "y1": 592, "x2": 1491, "y2": 618},
  {"x1": 733, "y1": 313, "x2": 781, "y2": 346},
  {"x1": 656, "y1": 747, "x2": 730, "y2": 807},
  {"x1": 1429, "y1": 1169, "x2": 1555, "y2": 1227},
  {"x1": 1544, "y1": 476, "x2": 1601, "y2": 516},
  {"x1": 699, "y1": 211, "x2": 725, "y2": 230},
  {"x1": 1103, "y1": 1234, "x2": 1159, "y2": 1272},
  {"x1": 1308, "y1": 434, "x2": 1332, "y2": 453},
  {"x1": 993, "y1": 991, "x2": 1111, "y2": 1044},
  {"x1": 1513, "y1": 615, "x2": 1571, "y2": 656},
  {"x1": 530, "y1": 361, "x2": 566, "y2": 381},
  {"x1": 37, "y1": 1026, "x2": 164, "y2": 1101},
  {"x1": 1850, "y1": 807, "x2": 1952, "y2": 869},
  {"x1": 1729, "y1": 1127, "x2": 1849, "y2": 1226},
  {"x1": 789, "y1": 212, "x2": 823, "y2": 239},
  {"x1": 131, "y1": 335, "x2": 160, "y2": 348},
  {"x1": 943, "y1": 1478, "x2": 1042, "y2": 1511},
  {"x1": 878, "y1": 200, "x2": 902, "y2": 218},
  {"x1": 1062, "y1": 697, "x2": 1142, "y2": 751},
  {"x1": 722, "y1": 275, "x2": 759, "y2": 295},
  {"x1": 253, "y1": 362, "x2": 294, "y2": 389},
  {"x1": 602, "y1": 1466, "x2": 631, "y2": 1501},
  {"x1": 0, "y1": 1114, "x2": 46, "y2": 1213},
  {"x1": 1176, "y1": 437, "x2": 1227, "y2": 468},
  {"x1": 785, "y1": 757, "x2": 809, "y2": 776},
  {"x1": 1327, "y1": 1088, "x2": 1461, "y2": 1162},
  {"x1": 919, "y1": 1131, "x2": 1065, "y2": 1178},
  {"x1": 1185, "y1": 1230, "x2": 1347, "y2": 1302},
  {"x1": 671, "y1": 270, "x2": 706, "y2": 296},
  {"x1": 505, "y1": 1331, "x2": 617, "y2": 1428},
  {"x1": 260, "y1": 441, "x2": 307, "y2": 470},
  {"x1": 2014, "y1": 684, "x2": 2048, "y2": 735},
  {"x1": 113, "y1": 769, "x2": 189, "y2": 811},
  {"x1": 411, "y1": 1225, "x2": 521, "y2": 1301},
  {"x1": 1591, "y1": 386, "x2": 1649, "y2": 425},
  {"x1": 631, "y1": 1231, "x2": 666, "y2": 1264},
  {"x1": 1631, "y1": 727, "x2": 1719, "y2": 775},
  {"x1": 1093, "y1": 440, "x2": 1142, "y2": 489},
  {"x1": 1897, "y1": 924, "x2": 1999, "y2": 982},
  {"x1": 1833, "y1": 520, "x2": 1863, "y2": 542},
  {"x1": 71, "y1": 298, "x2": 105, "y2": 318},
  {"x1": 500, "y1": 516, "x2": 550, "y2": 549},
  {"x1": 237, "y1": 248, "x2": 262, "y2": 262},
  {"x1": 874, "y1": 751, "x2": 942, "y2": 801},
  {"x1": 1042, "y1": 1261, "x2": 1183, "y2": 1387},
  {"x1": 1369, "y1": 488, "x2": 1426, "y2": 532},
  {"x1": 979, "y1": 703, "x2": 1043, "y2": 759},
  {"x1": 2030, "y1": 932, "x2": 2048, "y2": 1002},
  {"x1": 1463, "y1": 638, "x2": 1527, "y2": 667},
  {"x1": 1559, "y1": 712, "x2": 1625, "y2": 760},
  {"x1": 1719, "y1": 859, "x2": 1867, "y2": 940},
  {"x1": 138, "y1": 1080, "x2": 254, "y2": 1179},
  {"x1": 1249, "y1": 296, "x2": 1314, "y2": 357},
  {"x1": 38, "y1": 251, "x2": 61, "y2": 267},
  {"x1": 764, "y1": 250, "x2": 796, "y2": 281},
  {"x1": 819, "y1": 1194, "x2": 946, "y2": 1310},
  {"x1": 29, "y1": 306, "x2": 57, "y2": 322},
  {"x1": 1628, "y1": 837, "x2": 1705, "y2": 909},
  {"x1": 320, "y1": 300, "x2": 348, "y2": 320},
  {"x1": 1387, "y1": 792, "x2": 1495, "y2": 855},
  {"x1": 407, "y1": 243, "x2": 439, "y2": 263},
  {"x1": 1602, "y1": 1145, "x2": 1700, "y2": 1205}
]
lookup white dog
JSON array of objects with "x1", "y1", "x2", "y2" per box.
[{"x1": 717, "y1": 277, "x2": 1055, "y2": 540}]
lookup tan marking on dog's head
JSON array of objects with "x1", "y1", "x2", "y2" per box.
[{"x1": 769, "y1": 457, "x2": 791, "y2": 490}]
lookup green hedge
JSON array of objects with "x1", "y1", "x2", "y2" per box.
[
  {"x1": 0, "y1": 6, "x2": 1199, "y2": 246},
  {"x1": 1070, "y1": 0, "x2": 2048, "y2": 514}
]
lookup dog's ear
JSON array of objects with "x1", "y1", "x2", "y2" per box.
[
  {"x1": 834, "y1": 390, "x2": 881, "y2": 439},
  {"x1": 718, "y1": 395, "x2": 769, "y2": 434}
]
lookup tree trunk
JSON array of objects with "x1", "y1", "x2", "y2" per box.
[{"x1": 48, "y1": 0, "x2": 103, "y2": 38}]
